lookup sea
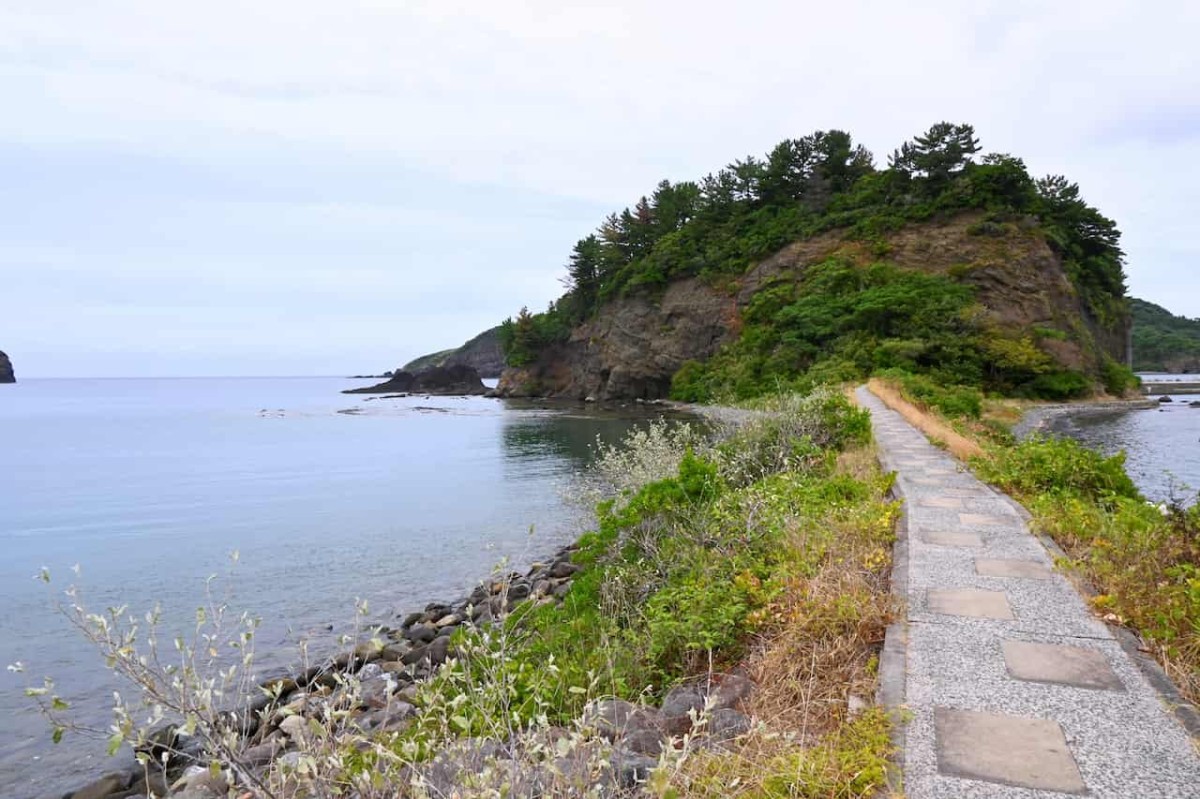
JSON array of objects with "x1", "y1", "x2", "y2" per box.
[
  {"x1": 1046, "y1": 374, "x2": 1200, "y2": 502},
  {"x1": 0, "y1": 377, "x2": 686, "y2": 798}
]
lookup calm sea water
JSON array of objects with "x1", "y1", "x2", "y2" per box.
[
  {"x1": 1048, "y1": 374, "x2": 1200, "y2": 501},
  {"x1": 0, "y1": 378, "x2": 681, "y2": 798}
]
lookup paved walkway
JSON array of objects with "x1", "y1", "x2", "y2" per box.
[{"x1": 856, "y1": 387, "x2": 1200, "y2": 798}]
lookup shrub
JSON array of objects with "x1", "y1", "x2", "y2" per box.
[{"x1": 974, "y1": 435, "x2": 1139, "y2": 508}]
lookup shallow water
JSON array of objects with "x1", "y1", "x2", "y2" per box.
[
  {"x1": 0, "y1": 377, "x2": 684, "y2": 797},
  {"x1": 1048, "y1": 374, "x2": 1200, "y2": 501}
]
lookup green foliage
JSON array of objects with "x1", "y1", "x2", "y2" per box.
[
  {"x1": 389, "y1": 389, "x2": 893, "y2": 755},
  {"x1": 672, "y1": 259, "x2": 1085, "y2": 402},
  {"x1": 880, "y1": 370, "x2": 982, "y2": 419},
  {"x1": 502, "y1": 121, "x2": 1129, "y2": 395},
  {"x1": 498, "y1": 304, "x2": 572, "y2": 367},
  {"x1": 1099, "y1": 357, "x2": 1140, "y2": 396},
  {"x1": 1130, "y1": 297, "x2": 1200, "y2": 371},
  {"x1": 975, "y1": 436, "x2": 1139, "y2": 509}
]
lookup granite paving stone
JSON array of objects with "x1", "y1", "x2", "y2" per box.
[{"x1": 856, "y1": 385, "x2": 1200, "y2": 798}]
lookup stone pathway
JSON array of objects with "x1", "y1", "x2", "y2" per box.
[{"x1": 856, "y1": 387, "x2": 1200, "y2": 798}]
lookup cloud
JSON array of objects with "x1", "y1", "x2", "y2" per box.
[{"x1": 1, "y1": 0, "x2": 1197, "y2": 375}]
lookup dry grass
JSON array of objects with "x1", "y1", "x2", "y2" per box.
[
  {"x1": 866, "y1": 378, "x2": 983, "y2": 460},
  {"x1": 660, "y1": 449, "x2": 900, "y2": 797}
]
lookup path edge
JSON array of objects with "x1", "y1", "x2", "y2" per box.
[
  {"x1": 984, "y1": 483, "x2": 1200, "y2": 739},
  {"x1": 858, "y1": 386, "x2": 909, "y2": 797}
]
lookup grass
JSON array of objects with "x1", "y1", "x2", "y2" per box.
[
  {"x1": 377, "y1": 389, "x2": 901, "y2": 795},
  {"x1": 866, "y1": 378, "x2": 982, "y2": 459}
]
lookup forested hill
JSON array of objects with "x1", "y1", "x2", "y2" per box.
[
  {"x1": 495, "y1": 122, "x2": 1135, "y2": 402},
  {"x1": 1131, "y1": 298, "x2": 1200, "y2": 372}
]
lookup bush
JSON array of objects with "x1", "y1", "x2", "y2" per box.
[
  {"x1": 974, "y1": 435, "x2": 1139, "y2": 508},
  {"x1": 1025, "y1": 369, "x2": 1091, "y2": 400},
  {"x1": 881, "y1": 370, "x2": 982, "y2": 419}
]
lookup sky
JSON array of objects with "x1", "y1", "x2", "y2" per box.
[{"x1": 1, "y1": 1, "x2": 1197, "y2": 378}]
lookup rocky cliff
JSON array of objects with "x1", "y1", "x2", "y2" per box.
[
  {"x1": 344, "y1": 364, "x2": 487, "y2": 395},
  {"x1": 403, "y1": 327, "x2": 504, "y2": 378},
  {"x1": 0, "y1": 351, "x2": 13, "y2": 383},
  {"x1": 496, "y1": 213, "x2": 1130, "y2": 400}
]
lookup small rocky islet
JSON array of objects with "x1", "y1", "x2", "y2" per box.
[
  {"x1": 1, "y1": 350, "x2": 14, "y2": 384},
  {"x1": 56, "y1": 546, "x2": 755, "y2": 799}
]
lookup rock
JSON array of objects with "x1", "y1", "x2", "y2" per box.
[
  {"x1": 1190, "y1": 400, "x2": 1200, "y2": 408},
  {"x1": 343, "y1": 364, "x2": 487, "y2": 395},
  {"x1": 71, "y1": 771, "x2": 134, "y2": 799},
  {"x1": 400, "y1": 611, "x2": 424, "y2": 628},
  {"x1": 401, "y1": 644, "x2": 429, "y2": 665},
  {"x1": 613, "y1": 749, "x2": 659, "y2": 788},
  {"x1": 848, "y1": 693, "x2": 869, "y2": 717},
  {"x1": 135, "y1": 723, "x2": 178, "y2": 767},
  {"x1": 493, "y1": 217, "x2": 1131, "y2": 400},
  {"x1": 241, "y1": 738, "x2": 286, "y2": 767},
  {"x1": 661, "y1": 684, "x2": 705, "y2": 718},
  {"x1": 709, "y1": 673, "x2": 755, "y2": 710},
  {"x1": 582, "y1": 699, "x2": 663, "y2": 742},
  {"x1": 418, "y1": 738, "x2": 507, "y2": 795},
  {"x1": 357, "y1": 661, "x2": 384, "y2": 682},
  {"x1": 506, "y1": 581, "x2": 532, "y2": 602},
  {"x1": 125, "y1": 770, "x2": 170, "y2": 798},
  {"x1": 1159, "y1": 395, "x2": 1174, "y2": 403},
  {"x1": 707, "y1": 708, "x2": 751, "y2": 742},
  {"x1": 278, "y1": 714, "x2": 308, "y2": 741},
  {"x1": 381, "y1": 642, "x2": 410, "y2": 661},
  {"x1": 0, "y1": 350, "x2": 13, "y2": 384},
  {"x1": 621, "y1": 727, "x2": 663, "y2": 756},
  {"x1": 401, "y1": 326, "x2": 505, "y2": 379},
  {"x1": 427, "y1": 636, "x2": 452, "y2": 665},
  {"x1": 552, "y1": 581, "x2": 573, "y2": 599},
  {"x1": 549, "y1": 560, "x2": 580, "y2": 579},
  {"x1": 170, "y1": 765, "x2": 229, "y2": 796},
  {"x1": 405, "y1": 623, "x2": 437, "y2": 644}
]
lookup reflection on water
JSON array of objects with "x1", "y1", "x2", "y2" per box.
[
  {"x1": 500, "y1": 400, "x2": 696, "y2": 467},
  {"x1": 1049, "y1": 381, "x2": 1200, "y2": 501}
]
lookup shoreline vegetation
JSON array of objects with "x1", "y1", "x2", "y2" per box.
[{"x1": 29, "y1": 388, "x2": 902, "y2": 799}]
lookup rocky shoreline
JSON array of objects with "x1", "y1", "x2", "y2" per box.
[
  {"x1": 1011, "y1": 398, "x2": 1159, "y2": 440},
  {"x1": 52, "y1": 538, "x2": 755, "y2": 799}
]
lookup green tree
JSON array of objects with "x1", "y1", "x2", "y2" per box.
[{"x1": 889, "y1": 122, "x2": 980, "y2": 194}]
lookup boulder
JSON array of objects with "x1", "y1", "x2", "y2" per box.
[
  {"x1": 71, "y1": 771, "x2": 134, "y2": 799},
  {"x1": 0, "y1": 350, "x2": 12, "y2": 384}
]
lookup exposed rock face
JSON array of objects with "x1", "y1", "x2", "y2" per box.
[
  {"x1": 343, "y1": 364, "x2": 487, "y2": 395},
  {"x1": 0, "y1": 350, "x2": 13, "y2": 383},
  {"x1": 497, "y1": 278, "x2": 735, "y2": 400},
  {"x1": 497, "y1": 212, "x2": 1131, "y2": 400},
  {"x1": 403, "y1": 326, "x2": 505, "y2": 378}
]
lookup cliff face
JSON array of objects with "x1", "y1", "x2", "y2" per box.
[
  {"x1": 344, "y1": 364, "x2": 487, "y2": 395},
  {"x1": 0, "y1": 351, "x2": 13, "y2": 384},
  {"x1": 403, "y1": 326, "x2": 505, "y2": 378},
  {"x1": 497, "y1": 213, "x2": 1130, "y2": 400}
]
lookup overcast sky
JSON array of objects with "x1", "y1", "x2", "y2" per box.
[{"x1": 2, "y1": 1, "x2": 1197, "y2": 377}]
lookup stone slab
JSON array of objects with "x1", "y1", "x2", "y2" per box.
[
  {"x1": 959, "y1": 512, "x2": 1013, "y2": 527},
  {"x1": 919, "y1": 496, "x2": 964, "y2": 509},
  {"x1": 1002, "y1": 640, "x2": 1124, "y2": 691},
  {"x1": 975, "y1": 558, "x2": 1053, "y2": 580},
  {"x1": 935, "y1": 707, "x2": 1086, "y2": 793},
  {"x1": 927, "y1": 588, "x2": 1013, "y2": 620},
  {"x1": 922, "y1": 531, "x2": 983, "y2": 548}
]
